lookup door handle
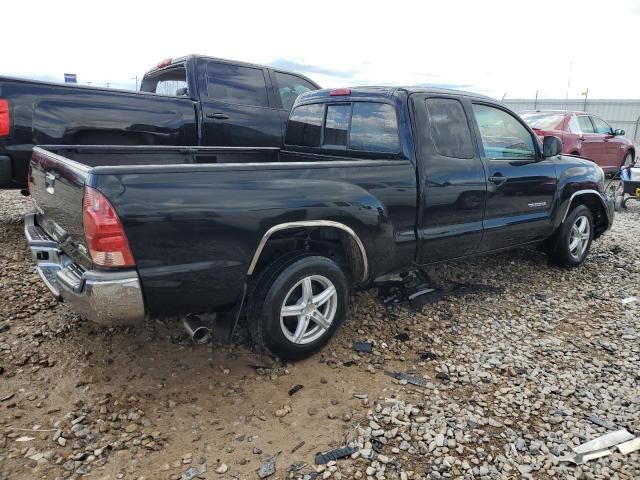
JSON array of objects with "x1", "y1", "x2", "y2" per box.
[
  {"x1": 206, "y1": 113, "x2": 229, "y2": 120},
  {"x1": 488, "y1": 175, "x2": 507, "y2": 185}
]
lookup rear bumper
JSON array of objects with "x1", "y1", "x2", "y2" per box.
[{"x1": 25, "y1": 213, "x2": 145, "y2": 325}]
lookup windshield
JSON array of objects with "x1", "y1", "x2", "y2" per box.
[{"x1": 520, "y1": 112, "x2": 565, "y2": 130}]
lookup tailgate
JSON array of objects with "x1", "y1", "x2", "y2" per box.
[{"x1": 28, "y1": 147, "x2": 92, "y2": 269}]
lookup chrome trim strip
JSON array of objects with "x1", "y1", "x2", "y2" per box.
[
  {"x1": 561, "y1": 189, "x2": 611, "y2": 223},
  {"x1": 92, "y1": 159, "x2": 404, "y2": 175},
  {"x1": 247, "y1": 220, "x2": 369, "y2": 282}
]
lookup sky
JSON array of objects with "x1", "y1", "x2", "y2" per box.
[{"x1": 3, "y1": 0, "x2": 640, "y2": 100}]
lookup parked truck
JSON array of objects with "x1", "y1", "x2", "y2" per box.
[
  {"x1": 25, "y1": 87, "x2": 614, "y2": 360},
  {"x1": 0, "y1": 55, "x2": 319, "y2": 188}
]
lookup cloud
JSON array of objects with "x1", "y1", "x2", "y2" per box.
[{"x1": 269, "y1": 59, "x2": 360, "y2": 79}]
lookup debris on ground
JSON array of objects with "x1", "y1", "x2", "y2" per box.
[
  {"x1": 287, "y1": 462, "x2": 306, "y2": 472},
  {"x1": 288, "y1": 384, "x2": 304, "y2": 396},
  {"x1": 291, "y1": 441, "x2": 305, "y2": 453},
  {"x1": 352, "y1": 341, "x2": 374, "y2": 353},
  {"x1": 584, "y1": 413, "x2": 618, "y2": 430},
  {"x1": 394, "y1": 332, "x2": 410, "y2": 342},
  {"x1": 384, "y1": 370, "x2": 428, "y2": 387},
  {"x1": 418, "y1": 350, "x2": 437, "y2": 360},
  {"x1": 257, "y1": 454, "x2": 279, "y2": 478},
  {"x1": 314, "y1": 446, "x2": 358, "y2": 464},
  {"x1": 407, "y1": 288, "x2": 435, "y2": 300},
  {"x1": 182, "y1": 464, "x2": 207, "y2": 479},
  {"x1": 559, "y1": 429, "x2": 637, "y2": 464},
  {"x1": 0, "y1": 392, "x2": 15, "y2": 401},
  {"x1": 618, "y1": 437, "x2": 640, "y2": 454},
  {"x1": 622, "y1": 296, "x2": 639, "y2": 304}
]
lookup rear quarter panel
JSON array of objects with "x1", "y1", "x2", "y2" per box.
[{"x1": 93, "y1": 160, "x2": 417, "y2": 317}]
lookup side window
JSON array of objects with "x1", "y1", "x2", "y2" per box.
[
  {"x1": 349, "y1": 103, "x2": 400, "y2": 153},
  {"x1": 425, "y1": 98, "x2": 474, "y2": 159},
  {"x1": 567, "y1": 115, "x2": 582, "y2": 134},
  {"x1": 323, "y1": 104, "x2": 350, "y2": 148},
  {"x1": 206, "y1": 62, "x2": 268, "y2": 107},
  {"x1": 577, "y1": 115, "x2": 595, "y2": 133},
  {"x1": 285, "y1": 104, "x2": 324, "y2": 147},
  {"x1": 472, "y1": 104, "x2": 535, "y2": 159},
  {"x1": 274, "y1": 72, "x2": 316, "y2": 110},
  {"x1": 591, "y1": 116, "x2": 612, "y2": 135}
]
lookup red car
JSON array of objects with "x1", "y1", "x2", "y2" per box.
[{"x1": 521, "y1": 110, "x2": 635, "y2": 173}]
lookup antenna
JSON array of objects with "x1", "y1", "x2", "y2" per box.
[
  {"x1": 563, "y1": 62, "x2": 572, "y2": 147},
  {"x1": 564, "y1": 62, "x2": 572, "y2": 114}
]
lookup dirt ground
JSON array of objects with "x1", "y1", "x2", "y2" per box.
[{"x1": 1, "y1": 190, "x2": 639, "y2": 480}]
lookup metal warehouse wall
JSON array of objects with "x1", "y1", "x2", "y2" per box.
[{"x1": 503, "y1": 99, "x2": 640, "y2": 144}]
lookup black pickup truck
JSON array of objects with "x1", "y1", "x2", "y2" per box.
[
  {"x1": 0, "y1": 55, "x2": 319, "y2": 188},
  {"x1": 25, "y1": 87, "x2": 614, "y2": 360}
]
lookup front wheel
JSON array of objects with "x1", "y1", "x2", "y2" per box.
[
  {"x1": 547, "y1": 205, "x2": 594, "y2": 268},
  {"x1": 249, "y1": 255, "x2": 349, "y2": 361}
]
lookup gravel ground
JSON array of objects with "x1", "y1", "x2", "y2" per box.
[{"x1": 0, "y1": 189, "x2": 639, "y2": 480}]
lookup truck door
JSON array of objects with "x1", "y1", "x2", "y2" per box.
[
  {"x1": 412, "y1": 95, "x2": 486, "y2": 264},
  {"x1": 199, "y1": 60, "x2": 282, "y2": 147},
  {"x1": 469, "y1": 102, "x2": 557, "y2": 251}
]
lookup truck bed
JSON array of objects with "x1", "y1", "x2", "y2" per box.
[{"x1": 28, "y1": 145, "x2": 417, "y2": 318}]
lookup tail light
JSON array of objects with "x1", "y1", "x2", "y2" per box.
[
  {"x1": 82, "y1": 187, "x2": 135, "y2": 267},
  {"x1": 330, "y1": 88, "x2": 351, "y2": 96},
  {"x1": 0, "y1": 99, "x2": 9, "y2": 137}
]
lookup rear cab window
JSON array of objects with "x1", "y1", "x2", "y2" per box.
[
  {"x1": 424, "y1": 98, "x2": 475, "y2": 159},
  {"x1": 140, "y1": 64, "x2": 190, "y2": 96},
  {"x1": 285, "y1": 101, "x2": 400, "y2": 156}
]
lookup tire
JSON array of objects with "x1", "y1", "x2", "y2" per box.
[
  {"x1": 547, "y1": 205, "x2": 594, "y2": 268},
  {"x1": 249, "y1": 254, "x2": 349, "y2": 361}
]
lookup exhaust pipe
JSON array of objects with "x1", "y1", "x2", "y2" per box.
[{"x1": 182, "y1": 314, "x2": 210, "y2": 344}]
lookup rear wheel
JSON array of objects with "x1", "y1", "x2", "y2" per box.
[
  {"x1": 249, "y1": 254, "x2": 349, "y2": 360},
  {"x1": 547, "y1": 205, "x2": 594, "y2": 268}
]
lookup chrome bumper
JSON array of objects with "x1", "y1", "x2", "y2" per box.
[{"x1": 25, "y1": 213, "x2": 145, "y2": 325}]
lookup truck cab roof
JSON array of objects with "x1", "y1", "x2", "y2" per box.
[{"x1": 297, "y1": 86, "x2": 494, "y2": 105}]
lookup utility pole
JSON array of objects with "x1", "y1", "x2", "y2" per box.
[
  {"x1": 132, "y1": 75, "x2": 138, "y2": 90},
  {"x1": 581, "y1": 88, "x2": 589, "y2": 111},
  {"x1": 105, "y1": 83, "x2": 111, "y2": 88},
  {"x1": 534, "y1": 90, "x2": 538, "y2": 110}
]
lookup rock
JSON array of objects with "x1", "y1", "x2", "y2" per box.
[
  {"x1": 125, "y1": 424, "x2": 138, "y2": 433},
  {"x1": 275, "y1": 405, "x2": 291, "y2": 417},
  {"x1": 216, "y1": 463, "x2": 228, "y2": 474}
]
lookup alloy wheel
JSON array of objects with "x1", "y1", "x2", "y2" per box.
[
  {"x1": 279, "y1": 275, "x2": 338, "y2": 345},
  {"x1": 568, "y1": 215, "x2": 591, "y2": 260}
]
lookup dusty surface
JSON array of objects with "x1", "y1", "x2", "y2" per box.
[{"x1": 0, "y1": 190, "x2": 639, "y2": 480}]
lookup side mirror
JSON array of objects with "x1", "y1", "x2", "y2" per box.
[
  {"x1": 542, "y1": 135, "x2": 562, "y2": 158},
  {"x1": 614, "y1": 129, "x2": 625, "y2": 136}
]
